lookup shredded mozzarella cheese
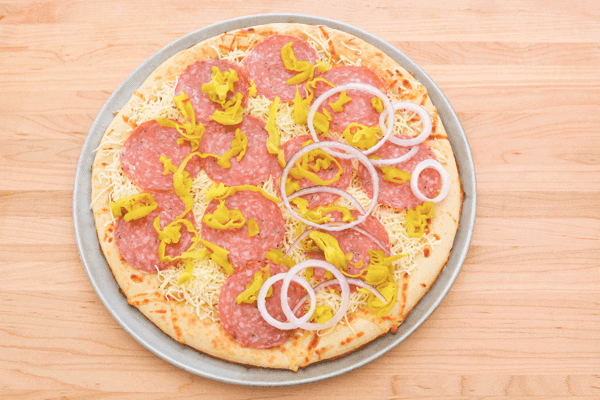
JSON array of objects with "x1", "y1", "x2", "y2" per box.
[{"x1": 98, "y1": 44, "x2": 439, "y2": 329}]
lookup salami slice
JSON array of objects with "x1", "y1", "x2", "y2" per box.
[
  {"x1": 242, "y1": 34, "x2": 319, "y2": 101},
  {"x1": 174, "y1": 59, "x2": 249, "y2": 124},
  {"x1": 313, "y1": 66, "x2": 386, "y2": 132},
  {"x1": 120, "y1": 120, "x2": 201, "y2": 190},
  {"x1": 311, "y1": 210, "x2": 391, "y2": 281},
  {"x1": 114, "y1": 191, "x2": 195, "y2": 272},
  {"x1": 201, "y1": 191, "x2": 285, "y2": 269},
  {"x1": 218, "y1": 261, "x2": 305, "y2": 349},
  {"x1": 281, "y1": 135, "x2": 353, "y2": 207},
  {"x1": 199, "y1": 116, "x2": 281, "y2": 186},
  {"x1": 357, "y1": 135, "x2": 441, "y2": 210}
]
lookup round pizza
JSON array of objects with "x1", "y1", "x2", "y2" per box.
[{"x1": 91, "y1": 23, "x2": 463, "y2": 371}]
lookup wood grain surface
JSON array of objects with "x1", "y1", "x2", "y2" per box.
[{"x1": 1, "y1": 0, "x2": 599, "y2": 398}]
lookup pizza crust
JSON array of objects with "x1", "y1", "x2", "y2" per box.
[{"x1": 91, "y1": 23, "x2": 462, "y2": 371}]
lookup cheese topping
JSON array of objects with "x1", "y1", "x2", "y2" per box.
[{"x1": 100, "y1": 40, "x2": 440, "y2": 328}]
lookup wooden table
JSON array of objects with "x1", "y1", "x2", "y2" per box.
[{"x1": 2, "y1": 1, "x2": 599, "y2": 398}]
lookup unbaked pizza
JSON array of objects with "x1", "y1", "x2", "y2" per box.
[{"x1": 91, "y1": 23, "x2": 462, "y2": 370}]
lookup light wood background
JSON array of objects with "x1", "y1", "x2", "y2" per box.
[{"x1": 1, "y1": 0, "x2": 599, "y2": 398}]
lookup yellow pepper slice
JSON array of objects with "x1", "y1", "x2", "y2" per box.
[
  {"x1": 363, "y1": 250, "x2": 407, "y2": 286},
  {"x1": 369, "y1": 155, "x2": 412, "y2": 185},
  {"x1": 216, "y1": 128, "x2": 248, "y2": 168},
  {"x1": 204, "y1": 182, "x2": 281, "y2": 204},
  {"x1": 209, "y1": 92, "x2": 244, "y2": 125},
  {"x1": 246, "y1": 219, "x2": 260, "y2": 237},
  {"x1": 310, "y1": 305, "x2": 334, "y2": 324},
  {"x1": 264, "y1": 96, "x2": 286, "y2": 167},
  {"x1": 371, "y1": 97, "x2": 384, "y2": 113},
  {"x1": 265, "y1": 248, "x2": 295, "y2": 269},
  {"x1": 248, "y1": 79, "x2": 257, "y2": 97},
  {"x1": 367, "y1": 281, "x2": 398, "y2": 317},
  {"x1": 236, "y1": 265, "x2": 273, "y2": 304},
  {"x1": 307, "y1": 231, "x2": 351, "y2": 271},
  {"x1": 329, "y1": 91, "x2": 352, "y2": 112},
  {"x1": 405, "y1": 201, "x2": 434, "y2": 238},
  {"x1": 110, "y1": 193, "x2": 158, "y2": 222},
  {"x1": 343, "y1": 123, "x2": 380, "y2": 151},
  {"x1": 156, "y1": 92, "x2": 205, "y2": 151},
  {"x1": 201, "y1": 66, "x2": 239, "y2": 106},
  {"x1": 202, "y1": 200, "x2": 246, "y2": 230},
  {"x1": 199, "y1": 238, "x2": 234, "y2": 275}
]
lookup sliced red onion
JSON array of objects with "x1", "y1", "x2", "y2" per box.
[
  {"x1": 280, "y1": 260, "x2": 350, "y2": 331},
  {"x1": 379, "y1": 101, "x2": 433, "y2": 147},
  {"x1": 281, "y1": 141, "x2": 379, "y2": 232},
  {"x1": 257, "y1": 272, "x2": 317, "y2": 330},
  {"x1": 292, "y1": 278, "x2": 388, "y2": 315},
  {"x1": 289, "y1": 186, "x2": 366, "y2": 215},
  {"x1": 284, "y1": 227, "x2": 314, "y2": 258},
  {"x1": 307, "y1": 83, "x2": 395, "y2": 157},
  {"x1": 410, "y1": 159, "x2": 450, "y2": 203},
  {"x1": 348, "y1": 226, "x2": 390, "y2": 255}
]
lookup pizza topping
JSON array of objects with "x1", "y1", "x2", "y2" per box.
[
  {"x1": 209, "y1": 92, "x2": 244, "y2": 125},
  {"x1": 310, "y1": 305, "x2": 334, "y2": 324},
  {"x1": 313, "y1": 66, "x2": 387, "y2": 132},
  {"x1": 201, "y1": 191, "x2": 285, "y2": 269},
  {"x1": 411, "y1": 159, "x2": 450, "y2": 203},
  {"x1": 265, "y1": 248, "x2": 295, "y2": 269},
  {"x1": 405, "y1": 201, "x2": 434, "y2": 238},
  {"x1": 201, "y1": 66, "x2": 239, "y2": 106},
  {"x1": 205, "y1": 182, "x2": 281, "y2": 204},
  {"x1": 110, "y1": 193, "x2": 157, "y2": 222},
  {"x1": 365, "y1": 281, "x2": 398, "y2": 318},
  {"x1": 114, "y1": 191, "x2": 196, "y2": 272},
  {"x1": 343, "y1": 123, "x2": 380, "y2": 150},
  {"x1": 174, "y1": 59, "x2": 248, "y2": 124},
  {"x1": 202, "y1": 200, "x2": 246, "y2": 230},
  {"x1": 281, "y1": 141, "x2": 379, "y2": 232},
  {"x1": 379, "y1": 101, "x2": 433, "y2": 147},
  {"x1": 305, "y1": 231, "x2": 350, "y2": 272},
  {"x1": 199, "y1": 117, "x2": 281, "y2": 187},
  {"x1": 247, "y1": 218, "x2": 260, "y2": 237},
  {"x1": 120, "y1": 120, "x2": 202, "y2": 190},
  {"x1": 248, "y1": 80, "x2": 257, "y2": 97},
  {"x1": 219, "y1": 262, "x2": 306, "y2": 348},
  {"x1": 156, "y1": 92, "x2": 205, "y2": 150},
  {"x1": 265, "y1": 96, "x2": 286, "y2": 167},
  {"x1": 242, "y1": 34, "x2": 319, "y2": 101},
  {"x1": 214, "y1": 128, "x2": 247, "y2": 168},
  {"x1": 362, "y1": 250, "x2": 407, "y2": 286},
  {"x1": 307, "y1": 82, "x2": 395, "y2": 158},
  {"x1": 329, "y1": 91, "x2": 352, "y2": 112},
  {"x1": 199, "y1": 238, "x2": 234, "y2": 275},
  {"x1": 236, "y1": 265, "x2": 273, "y2": 304},
  {"x1": 371, "y1": 97, "x2": 384, "y2": 113}
]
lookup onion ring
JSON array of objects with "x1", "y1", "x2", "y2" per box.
[
  {"x1": 368, "y1": 146, "x2": 420, "y2": 167},
  {"x1": 379, "y1": 101, "x2": 433, "y2": 147},
  {"x1": 289, "y1": 186, "x2": 366, "y2": 215},
  {"x1": 410, "y1": 159, "x2": 451, "y2": 203},
  {"x1": 292, "y1": 278, "x2": 388, "y2": 315},
  {"x1": 280, "y1": 260, "x2": 350, "y2": 331},
  {"x1": 307, "y1": 83, "x2": 395, "y2": 157},
  {"x1": 280, "y1": 141, "x2": 379, "y2": 232},
  {"x1": 257, "y1": 273, "x2": 317, "y2": 331}
]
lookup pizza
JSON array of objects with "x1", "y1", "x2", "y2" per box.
[{"x1": 91, "y1": 22, "x2": 463, "y2": 370}]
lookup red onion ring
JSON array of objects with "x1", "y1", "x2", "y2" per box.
[
  {"x1": 257, "y1": 273, "x2": 317, "y2": 330},
  {"x1": 410, "y1": 159, "x2": 450, "y2": 203},
  {"x1": 280, "y1": 141, "x2": 379, "y2": 232},
  {"x1": 307, "y1": 83, "x2": 395, "y2": 157},
  {"x1": 280, "y1": 260, "x2": 350, "y2": 331},
  {"x1": 379, "y1": 101, "x2": 433, "y2": 147},
  {"x1": 292, "y1": 278, "x2": 388, "y2": 315}
]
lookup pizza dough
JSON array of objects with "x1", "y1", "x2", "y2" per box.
[{"x1": 91, "y1": 22, "x2": 463, "y2": 371}]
